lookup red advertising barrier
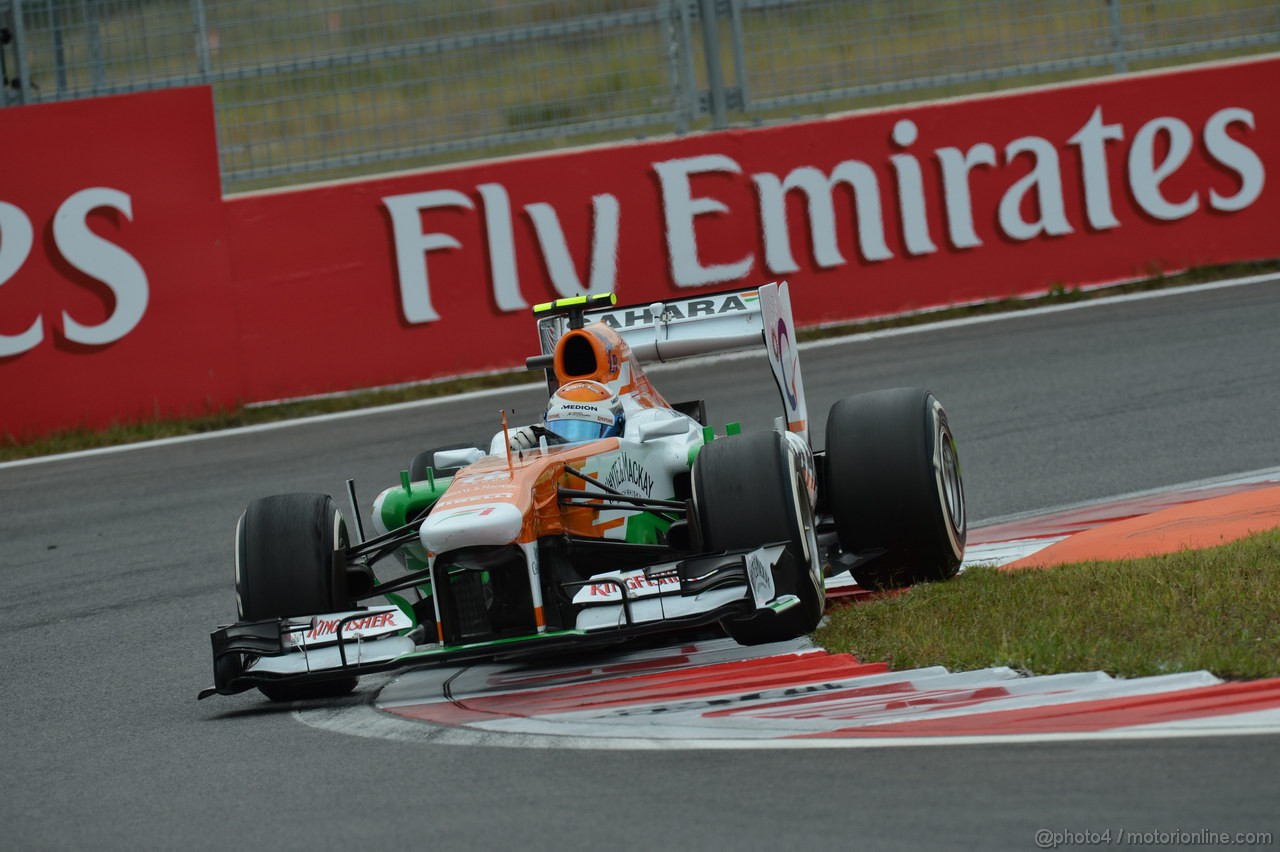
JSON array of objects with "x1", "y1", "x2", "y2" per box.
[
  {"x1": 0, "y1": 87, "x2": 240, "y2": 437},
  {"x1": 225, "y1": 55, "x2": 1279, "y2": 403},
  {"x1": 2, "y1": 56, "x2": 1278, "y2": 438}
]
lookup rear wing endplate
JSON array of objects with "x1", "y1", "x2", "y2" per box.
[{"x1": 534, "y1": 283, "x2": 808, "y2": 441}]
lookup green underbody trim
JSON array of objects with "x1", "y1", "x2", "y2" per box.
[
  {"x1": 624, "y1": 510, "x2": 672, "y2": 545},
  {"x1": 378, "y1": 478, "x2": 451, "y2": 534},
  {"x1": 384, "y1": 593, "x2": 416, "y2": 627},
  {"x1": 769, "y1": 595, "x2": 801, "y2": 613}
]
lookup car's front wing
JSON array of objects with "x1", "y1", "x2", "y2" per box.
[{"x1": 199, "y1": 544, "x2": 798, "y2": 699}]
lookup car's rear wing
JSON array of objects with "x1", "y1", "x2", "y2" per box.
[{"x1": 533, "y1": 283, "x2": 809, "y2": 440}]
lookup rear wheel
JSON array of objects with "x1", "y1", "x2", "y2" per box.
[
  {"x1": 235, "y1": 492, "x2": 358, "y2": 701},
  {"x1": 825, "y1": 388, "x2": 966, "y2": 590},
  {"x1": 694, "y1": 431, "x2": 823, "y2": 645}
]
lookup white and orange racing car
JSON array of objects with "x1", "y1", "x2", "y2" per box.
[{"x1": 201, "y1": 283, "x2": 966, "y2": 701}]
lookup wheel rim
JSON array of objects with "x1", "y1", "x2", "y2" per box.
[
  {"x1": 234, "y1": 513, "x2": 246, "y2": 620},
  {"x1": 937, "y1": 425, "x2": 965, "y2": 538}
]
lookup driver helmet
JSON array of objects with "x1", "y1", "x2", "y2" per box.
[{"x1": 544, "y1": 380, "x2": 625, "y2": 443}]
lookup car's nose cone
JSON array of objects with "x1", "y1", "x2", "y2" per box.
[{"x1": 421, "y1": 502, "x2": 524, "y2": 552}]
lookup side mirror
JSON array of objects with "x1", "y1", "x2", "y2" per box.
[
  {"x1": 636, "y1": 417, "x2": 690, "y2": 442},
  {"x1": 434, "y1": 447, "x2": 486, "y2": 470}
]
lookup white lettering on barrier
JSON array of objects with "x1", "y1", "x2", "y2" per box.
[
  {"x1": 0, "y1": 201, "x2": 40, "y2": 357},
  {"x1": 55, "y1": 188, "x2": 150, "y2": 346},
  {"x1": 754, "y1": 162, "x2": 892, "y2": 271},
  {"x1": 999, "y1": 135, "x2": 1074, "y2": 241},
  {"x1": 475, "y1": 183, "x2": 527, "y2": 312},
  {"x1": 1129, "y1": 117, "x2": 1199, "y2": 221},
  {"x1": 653, "y1": 154, "x2": 755, "y2": 287},
  {"x1": 696, "y1": 107, "x2": 1263, "y2": 280},
  {"x1": 383, "y1": 185, "x2": 622, "y2": 324},
  {"x1": 1067, "y1": 106, "x2": 1125, "y2": 231},
  {"x1": 383, "y1": 189, "x2": 473, "y2": 324},
  {"x1": 1204, "y1": 108, "x2": 1265, "y2": 212},
  {"x1": 936, "y1": 142, "x2": 997, "y2": 249},
  {"x1": 380, "y1": 103, "x2": 1265, "y2": 322},
  {"x1": 0, "y1": 188, "x2": 149, "y2": 357},
  {"x1": 889, "y1": 119, "x2": 938, "y2": 256},
  {"x1": 527, "y1": 193, "x2": 620, "y2": 299}
]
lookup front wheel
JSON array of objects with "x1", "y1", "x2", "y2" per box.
[
  {"x1": 693, "y1": 431, "x2": 824, "y2": 645},
  {"x1": 825, "y1": 388, "x2": 966, "y2": 590},
  {"x1": 235, "y1": 492, "x2": 358, "y2": 701}
]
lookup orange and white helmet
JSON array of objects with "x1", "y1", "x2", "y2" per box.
[{"x1": 544, "y1": 380, "x2": 625, "y2": 443}]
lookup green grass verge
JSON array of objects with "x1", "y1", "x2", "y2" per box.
[
  {"x1": 3, "y1": 259, "x2": 1277, "y2": 462},
  {"x1": 816, "y1": 528, "x2": 1280, "y2": 680}
]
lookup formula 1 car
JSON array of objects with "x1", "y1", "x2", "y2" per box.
[{"x1": 200, "y1": 282, "x2": 966, "y2": 701}]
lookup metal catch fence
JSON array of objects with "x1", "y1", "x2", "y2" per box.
[{"x1": 2, "y1": 0, "x2": 1277, "y2": 191}]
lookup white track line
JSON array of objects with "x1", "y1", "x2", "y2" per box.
[
  {"x1": 974, "y1": 464, "x2": 1280, "y2": 530},
  {"x1": 0, "y1": 381, "x2": 542, "y2": 470},
  {"x1": 798, "y1": 271, "x2": 1280, "y2": 351},
  {"x1": 6, "y1": 271, "x2": 1276, "y2": 472}
]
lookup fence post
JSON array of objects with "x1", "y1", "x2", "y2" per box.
[
  {"x1": 48, "y1": 0, "x2": 68, "y2": 95},
  {"x1": 668, "y1": 0, "x2": 693, "y2": 134},
  {"x1": 725, "y1": 0, "x2": 748, "y2": 112},
  {"x1": 80, "y1": 0, "x2": 104, "y2": 93},
  {"x1": 1107, "y1": 0, "x2": 1128, "y2": 74},
  {"x1": 0, "y1": 0, "x2": 11, "y2": 106},
  {"x1": 192, "y1": 0, "x2": 211, "y2": 84},
  {"x1": 696, "y1": 0, "x2": 727, "y2": 129},
  {"x1": 10, "y1": 0, "x2": 29, "y2": 104}
]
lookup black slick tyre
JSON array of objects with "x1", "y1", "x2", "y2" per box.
[
  {"x1": 693, "y1": 431, "x2": 823, "y2": 645},
  {"x1": 235, "y1": 492, "x2": 358, "y2": 701},
  {"x1": 825, "y1": 388, "x2": 966, "y2": 590}
]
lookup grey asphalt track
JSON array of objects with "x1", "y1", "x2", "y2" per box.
[{"x1": 3, "y1": 280, "x2": 1278, "y2": 850}]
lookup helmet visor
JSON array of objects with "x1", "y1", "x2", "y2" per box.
[{"x1": 545, "y1": 417, "x2": 614, "y2": 443}]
